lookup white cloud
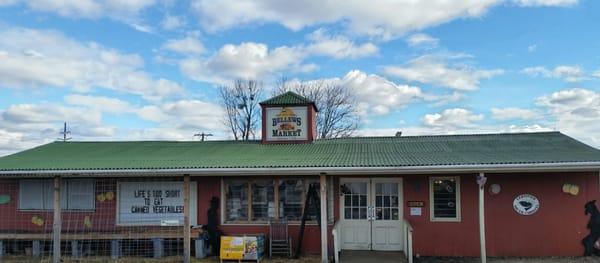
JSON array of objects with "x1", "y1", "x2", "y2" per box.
[
  {"x1": 192, "y1": 0, "x2": 500, "y2": 39},
  {"x1": 180, "y1": 42, "x2": 310, "y2": 83},
  {"x1": 536, "y1": 88, "x2": 600, "y2": 146},
  {"x1": 384, "y1": 55, "x2": 503, "y2": 90},
  {"x1": 2, "y1": 103, "x2": 102, "y2": 126},
  {"x1": 528, "y1": 44, "x2": 537, "y2": 52},
  {"x1": 423, "y1": 108, "x2": 484, "y2": 127},
  {"x1": 514, "y1": 0, "x2": 578, "y2": 7},
  {"x1": 592, "y1": 70, "x2": 600, "y2": 79},
  {"x1": 491, "y1": 107, "x2": 539, "y2": 120},
  {"x1": 305, "y1": 29, "x2": 378, "y2": 59},
  {"x1": 357, "y1": 124, "x2": 552, "y2": 138},
  {"x1": 521, "y1": 65, "x2": 584, "y2": 82},
  {"x1": 0, "y1": 103, "x2": 115, "y2": 154},
  {"x1": 406, "y1": 33, "x2": 439, "y2": 48},
  {"x1": 340, "y1": 70, "x2": 423, "y2": 115},
  {"x1": 163, "y1": 36, "x2": 205, "y2": 55},
  {"x1": 64, "y1": 94, "x2": 134, "y2": 114},
  {"x1": 0, "y1": 27, "x2": 184, "y2": 101},
  {"x1": 0, "y1": 0, "x2": 18, "y2": 6},
  {"x1": 161, "y1": 14, "x2": 186, "y2": 30},
  {"x1": 0, "y1": 95, "x2": 227, "y2": 155},
  {"x1": 23, "y1": 0, "x2": 156, "y2": 19},
  {"x1": 129, "y1": 23, "x2": 154, "y2": 33}
]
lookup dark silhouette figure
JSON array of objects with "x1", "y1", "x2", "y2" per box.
[
  {"x1": 207, "y1": 196, "x2": 222, "y2": 256},
  {"x1": 583, "y1": 200, "x2": 600, "y2": 256}
]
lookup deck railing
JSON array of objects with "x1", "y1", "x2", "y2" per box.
[
  {"x1": 403, "y1": 219, "x2": 414, "y2": 263},
  {"x1": 332, "y1": 220, "x2": 341, "y2": 263}
]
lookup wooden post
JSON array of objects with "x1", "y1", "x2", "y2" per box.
[
  {"x1": 53, "y1": 176, "x2": 61, "y2": 263},
  {"x1": 478, "y1": 173, "x2": 487, "y2": 263},
  {"x1": 319, "y1": 173, "x2": 328, "y2": 263},
  {"x1": 183, "y1": 175, "x2": 191, "y2": 263}
]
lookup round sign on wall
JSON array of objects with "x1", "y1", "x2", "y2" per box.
[{"x1": 513, "y1": 194, "x2": 540, "y2": 215}]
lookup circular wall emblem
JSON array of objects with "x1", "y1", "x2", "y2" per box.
[{"x1": 513, "y1": 194, "x2": 540, "y2": 215}]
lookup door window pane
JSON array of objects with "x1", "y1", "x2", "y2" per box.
[
  {"x1": 374, "y1": 182, "x2": 399, "y2": 221},
  {"x1": 343, "y1": 182, "x2": 368, "y2": 220}
]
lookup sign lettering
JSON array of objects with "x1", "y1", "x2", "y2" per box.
[{"x1": 118, "y1": 181, "x2": 197, "y2": 225}]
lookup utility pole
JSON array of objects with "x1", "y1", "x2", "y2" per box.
[
  {"x1": 193, "y1": 132, "x2": 213, "y2": 141},
  {"x1": 58, "y1": 122, "x2": 71, "y2": 142}
]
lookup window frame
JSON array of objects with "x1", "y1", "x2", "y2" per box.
[
  {"x1": 429, "y1": 176, "x2": 461, "y2": 222},
  {"x1": 18, "y1": 179, "x2": 96, "y2": 211},
  {"x1": 221, "y1": 177, "x2": 330, "y2": 225}
]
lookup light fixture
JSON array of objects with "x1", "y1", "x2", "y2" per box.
[{"x1": 489, "y1": 184, "x2": 501, "y2": 195}]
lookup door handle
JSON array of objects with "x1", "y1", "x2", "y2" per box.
[{"x1": 367, "y1": 206, "x2": 375, "y2": 221}]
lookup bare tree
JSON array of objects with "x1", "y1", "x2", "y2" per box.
[
  {"x1": 275, "y1": 77, "x2": 359, "y2": 138},
  {"x1": 219, "y1": 80, "x2": 263, "y2": 140}
]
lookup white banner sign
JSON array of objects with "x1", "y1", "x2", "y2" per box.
[
  {"x1": 117, "y1": 181, "x2": 197, "y2": 225},
  {"x1": 265, "y1": 106, "x2": 308, "y2": 141}
]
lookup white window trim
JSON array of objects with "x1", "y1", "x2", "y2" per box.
[
  {"x1": 18, "y1": 179, "x2": 96, "y2": 212},
  {"x1": 220, "y1": 177, "x2": 333, "y2": 225},
  {"x1": 429, "y1": 176, "x2": 461, "y2": 222}
]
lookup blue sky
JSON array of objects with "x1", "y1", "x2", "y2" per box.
[{"x1": 0, "y1": 0, "x2": 599, "y2": 155}]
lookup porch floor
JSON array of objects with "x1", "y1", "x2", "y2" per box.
[{"x1": 339, "y1": 250, "x2": 407, "y2": 263}]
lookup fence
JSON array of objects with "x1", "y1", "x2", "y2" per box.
[{"x1": 0, "y1": 175, "x2": 194, "y2": 262}]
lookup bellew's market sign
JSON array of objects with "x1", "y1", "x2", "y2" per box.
[
  {"x1": 117, "y1": 181, "x2": 197, "y2": 225},
  {"x1": 266, "y1": 106, "x2": 308, "y2": 141}
]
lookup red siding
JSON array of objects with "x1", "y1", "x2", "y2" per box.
[
  {"x1": 402, "y1": 172, "x2": 599, "y2": 257},
  {"x1": 1, "y1": 172, "x2": 597, "y2": 257},
  {"x1": 0, "y1": 179, "x2": 117, "y2": 232}
]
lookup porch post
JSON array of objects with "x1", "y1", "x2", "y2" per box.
[
  {"x1": 477, "y1": 173, "x2": 487, "y2": 263},
  {"x1": 183, "y1": 174, "x2": 191, "y2": 263},
  {"x1": 319, "y1": 173, "x2": 328, "y2": 263},
  {"x1": 52, "y1": 176, "x2": 61, "y2": 263}
]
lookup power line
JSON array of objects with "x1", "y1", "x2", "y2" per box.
[
  {"x1": 193, "y1": 132, "x2": 213, "y2": 141},
  {"x1": 58, "y1": 122, "x2": 71, "y2": 142}
]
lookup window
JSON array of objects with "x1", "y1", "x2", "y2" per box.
[
  {"x1": 278, "y1": 179, "x2": 319, "y2": 221},
  {"x1": 251, "y1": 180, "x2": 275, "y2": 221},
  {"x1": 429, "y1": 176, "x2": 460, "y2": 222},
  {"x1": 19, "y1": 179, "x2": 95, "y2": 210},
  {"x1": 225, "y1": 180, "x2": 249, "y2": 221},
  {"x1": 223, "y1": 178, "x2": 328, "y2": 223}
]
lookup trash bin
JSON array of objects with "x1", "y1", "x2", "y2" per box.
[{"x1": 195, "y1": 238, "x2": 207, "y2": 259}]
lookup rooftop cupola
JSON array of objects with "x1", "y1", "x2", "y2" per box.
[{"x1": 259, "y1": 91, "x2": 318, "y2": 144}]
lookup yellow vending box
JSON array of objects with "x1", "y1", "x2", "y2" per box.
[{"x1": 220, "y1": 234, "x2": 265, "y2": 262}]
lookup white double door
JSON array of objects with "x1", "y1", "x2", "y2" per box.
[{"x1": 340, "y1": 178, "x2": 404, "y2": 251}]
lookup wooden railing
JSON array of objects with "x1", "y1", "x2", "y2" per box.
[
  {"x1": 332, "y1": 220, "x2": 341, "y2": 263},
  {"x1": 403, "y1": 219, "x2": 414, "y2": 263}
]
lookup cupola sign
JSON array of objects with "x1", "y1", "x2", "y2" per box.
[{"x1": 266, "y1": 106, "x2": 308, "y2": 141}]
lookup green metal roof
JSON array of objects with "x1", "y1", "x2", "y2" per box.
[
  {"x1": 0, "y1": 132, "x2": 599, "y2": 173},
  {"x1": 260, "y1": 91, "x2": 315, "y2": 107}
]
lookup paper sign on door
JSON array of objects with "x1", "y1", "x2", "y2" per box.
[{"x1": 410, "y1": 207, "x2": 422, "y2": 216}]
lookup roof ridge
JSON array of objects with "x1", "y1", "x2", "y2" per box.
[{"x1": 315, "y1": 131, "x2": 562, "y2": 141}]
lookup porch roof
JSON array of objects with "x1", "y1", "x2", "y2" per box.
[{"x1": 0, "y1": 132, "x2": 600, "y2": 175}]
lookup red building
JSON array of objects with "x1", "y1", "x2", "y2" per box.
[{"x1": 0, "y1": 92, "x2": 600, "y2": 262}]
